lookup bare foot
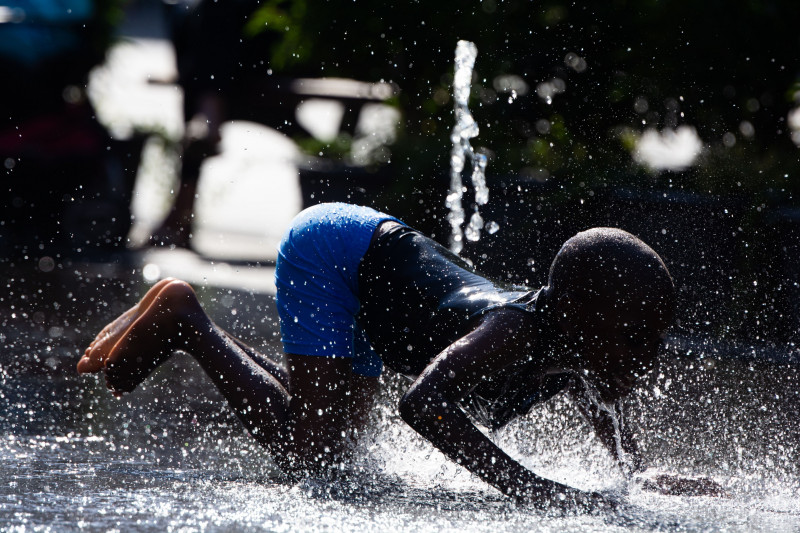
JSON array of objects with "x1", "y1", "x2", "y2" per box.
[
  {"x1": 78, "y1": 278, "x2": 175, "y2": 374},
  {"x1": 78, "y1": 279, "x2": 199, "y2": 394}
]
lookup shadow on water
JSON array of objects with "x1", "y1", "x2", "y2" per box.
[{"x1": 1, "y1": 253, "x2": 799, "y2": 531}]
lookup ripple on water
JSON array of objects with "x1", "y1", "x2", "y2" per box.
[{"x1": 1, "y1": 266, "x2": 799, "y2": 532}]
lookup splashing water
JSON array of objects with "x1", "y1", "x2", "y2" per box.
[
  {"x1": 2, "y1": 261, "x2": 800, "y2": 531},
  {"x1": 577, "y1": 375, "x2": 639, "y2": 478},
  {"x1": 447, "y1": 40, "x2": 493, "y2": 254}
]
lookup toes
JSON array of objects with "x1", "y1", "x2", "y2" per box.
[{"x1": 80, "y1": 279, "x2": 189, "y2": 392}]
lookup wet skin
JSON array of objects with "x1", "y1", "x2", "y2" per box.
[
  {"x1": 554, "y1": 283, "x2": 665, "y2": 475},
  {"x1": 78, "y1": 275, "x2": 722, "y2": 505},
  {"x1": 398, "y1": 306, "x2": 615, "y2": 507},
  {"x1": 78, "y1": 279, "x2": 377, "y2": 475},
  {"x1": 394, "y1": 286, "x2": 683, "y2": 506},
  {"x1": 402, "y1": 278, "x2": 724, "y2": 501},
  {"x1": 77, "y1": 277, "x2": 175, "y2": 376},
  {"x1": 551, "y1": 284, "x2": 726, "y2": 496},
  {"x1": 78, "y1": 279, "x2": 612, "y2": 507},
  {"x1": 555, "y1": 286, "x2": 670, "y2": 404}
]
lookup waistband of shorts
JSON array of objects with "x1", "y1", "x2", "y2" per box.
[{"x1": 360, "y1": 222, "x2": 419, "y2": 290}]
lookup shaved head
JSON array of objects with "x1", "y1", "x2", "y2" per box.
[
  {"x1": 548, "y1": 227, "x2": 675, "y2": 317},
  {"x1": 545, "y1": 228, "x2": 675, "y2": 402}
]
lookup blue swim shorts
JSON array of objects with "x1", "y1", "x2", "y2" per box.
[{"x1": 274, "y1": 203, "x2": 402, "y2": 377}]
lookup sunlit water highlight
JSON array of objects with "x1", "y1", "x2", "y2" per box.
[
  {"x1": 447, "y1": 41, "x2": 495, "y2": 254},
  {"x1": 1, "y1": 266, "x2": 799, "y2": 532},
  {"x1": 3, "y1": 37, "x2": 800, "y2": 531},
  {"x1": 3, "y1": 365, "x2": 799, "y2": 532}
]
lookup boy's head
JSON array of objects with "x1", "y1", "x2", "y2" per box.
[{"x1": 547, "y1": 227, "x2": 675, "y2": 402}]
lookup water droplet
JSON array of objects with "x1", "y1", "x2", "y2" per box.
[{"x1": 142, "y1": 263, "x2": 160, "y2": 282}]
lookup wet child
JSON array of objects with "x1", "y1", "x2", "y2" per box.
[{"x1": 77, "y1": 202, "x2": 717, "y2": 507}]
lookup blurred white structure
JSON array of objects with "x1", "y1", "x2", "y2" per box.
[{"x1": 634, "y1": 125, "x2": 703, "y2": 172}]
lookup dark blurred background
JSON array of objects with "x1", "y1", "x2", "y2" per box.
[
  {"x1": 1, "y1": 8, "x2": 799, "y2": 520},
  {"x1": 248, "y1": 0, "x2": 800, "y2": 349},
  {"x1": 2, "y1": 0, "x2": 799, "y2": 349}
]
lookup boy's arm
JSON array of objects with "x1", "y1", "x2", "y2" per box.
[
  {"x1": 567, "y1": 379, "x2": 644, "y2": 477},
  {"x1": 568, "y1": 379, "x2": 727, "y2": 497},
  {"x1": 398, "y1": 309, "x2": 607, "y2": 506}
]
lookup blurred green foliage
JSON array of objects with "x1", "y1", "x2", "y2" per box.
[
  {"x1": 249, "y1": 0, "x2": 799, "y2": 200},
  {"x1": 92, "y1": 0, "x2": 127, "y2": 63}
]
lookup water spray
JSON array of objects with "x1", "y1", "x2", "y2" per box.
[
  {"x1": 577, "y1": 374, "x2": 638, "y2": 479},
  {"x1": 447, "y1": 40, "x2": 496, "y2": 254}
]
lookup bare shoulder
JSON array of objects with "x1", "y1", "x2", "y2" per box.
[
  {"x1": 478, "y1": 307, "x2": 541, "y2": 343},
  {"x1": 458, "y1": 308, "x2": 543, "y2": 371}
]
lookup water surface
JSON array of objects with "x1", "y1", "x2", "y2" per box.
[{"x1": 2, "y1": 256, "x2": 799, "y2": 532}]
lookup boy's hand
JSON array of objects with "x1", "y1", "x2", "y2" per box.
[
  {"x1": 638, "y1": 473, "x2": 727, "y2": 497},
  {"x1": 515, "y1": 484, "x2": 619, "y2": 513},
  {"x1": 561, "y1": 489, "x2": 619, "y2": 513}
]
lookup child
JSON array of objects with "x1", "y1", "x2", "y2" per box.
[{"x1": 77, "y1": 202, "x2": 715, "y2": 507}]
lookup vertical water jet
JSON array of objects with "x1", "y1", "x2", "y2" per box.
[{"x1": 447, "y1": 40, "x2": 491, "y2": 254}]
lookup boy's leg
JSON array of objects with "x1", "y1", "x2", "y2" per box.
[
  {"x1": 283, "y1": 353, "x2": 358, "y2": 471},
  {"x1": 230, "y1": 337, "x2": 289, "y2": 391},
  {"x1": 78, "y1": 279, "x2": 355, "y2": 474}
]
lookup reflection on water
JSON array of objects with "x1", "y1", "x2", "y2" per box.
[{"x1": 1, "y1": 255, "x2": 799, "y2": 532}]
